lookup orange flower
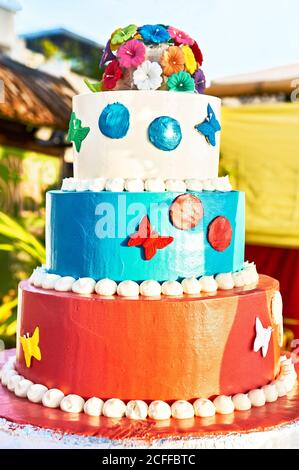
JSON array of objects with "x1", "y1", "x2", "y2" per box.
[{"x1": 160, "y1": 46, "x2": 185, "y2": 76}]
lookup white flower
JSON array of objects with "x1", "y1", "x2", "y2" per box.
[{"x1": 133, "y1": 60, "x2": 163, "y2": 91}]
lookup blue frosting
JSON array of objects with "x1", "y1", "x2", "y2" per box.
[
  {"x1": 148, "y1": 116, "x2": 182, "y2": 151},
  {"x1": 194, "y1": 104, "x2": 221, "y2": 147},
  {"x1": 46, "y1": 191, "x2": 245, "y2": 282},
  {"x1": 99, "y1": 102, "x2": 130, "y2": 139}
]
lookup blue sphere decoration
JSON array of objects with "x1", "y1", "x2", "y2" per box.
[
  {"x1": 99, "y1": 102, "x2": 130, "y2": 139},
  {"x1": 148, "y1": 116, "x2": 182, "y2": 151}
]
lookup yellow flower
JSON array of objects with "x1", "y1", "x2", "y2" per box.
[{"x1": 181, "y1": 45, "x2": 197, "y2": 75}]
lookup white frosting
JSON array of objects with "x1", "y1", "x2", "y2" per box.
[
  {"x1": 125, "y1": 178, "x2": 145, "y2": 192},
  {"x1": 42, "y1": 389, "x2": 65, "y2": 408},
  {"x1": 27, "y1": 384, "x2": 48, "y2": 403},
  {"x1": 161, "y1": 280, "x2": 183, "y2": 296},
  {"x1": 199, "y1": 276, "x2": 218, "y2": 293},
  {"x1": 165, "y1": 179, "x2": 187, "y2": 192},
  {"x1": 105, "y1": 178, "x2": 125, "y2": 192},
  {"x1": 213, "y1": 175, "x2": 232, "y2": 191},
  {"x1": 60, "y1": 394, "x2": 85, "y2": 413},
  {"x1": 32, "y1": 268, "x2": 47, "y2": 287},
  {"x1": 76, "y1": 179, "x2": 90, "y2": 192},
  {"x1": 117, "y1": 280, "x2": 140, "y2": 297},
  {"x1": 102, "y1": 398, "x2": 126, "y2": 418},
  {"x1": 61, "y1": 177, "x2": 78, "y2": 191},
  {"x1": 148, "y1": 401, "x2": 172, "y2": 420},
  {"x1": 232, "y1": 393, "x2": 252, "y2": 411},
  {"x1": 193, "y1": 398, "x2": 216, "y2": 417},
  {"x1": 271, "y1": 291, "x2": 283, "y2": 347},
  {"x1": 1, "y1": 368, "x2": 17, "y2": 386},
  {"x1": 30, "y1": 261, "x2": 259, "y2": 298},
  {"x1": 215, "y1": 272, "x2": 234, "y2": 290},
  {"x1": 171, "y1": 400, "x2": 195, "y2": 419},
  {"x1": 185, "y1": 179, "x2": 203, "y2": 192},
  {"x1": 72, "y1": 278, "x2": 96, "y2": 294},
  {"x1": 72, "y1": 91, "x2": 221, "y2": 181},
  {"x1": 139, "y1": 280, "x2": 162, "y2": 297},
  {"x1": 7, "y1": 374, "x2": 23, "y2": 392},
  {"x1": 61, "y1": 176, "x2": 233, "y2": 193},
  {"x1": 14, "y1": 379, "x2": 34, "y2": 398},
  {"x1": 242, "y1": 262, "x2": 259, "y2": 285},
  {"x1": 126, "y1": 400, "x2": 148, "y2": 420},
  {"x1": 144, "y1": 177, "x2": 166, "y2": 192},
  {"x1": 84, "y1": 397, "x2": 104, "y2": 417},
  {"x1": 181, "y1": 277, "x2": 201, "y2": 295},
  {"x1": 54, "y1": 276, "x2": 76, "y2": 292},
  {"x1": 261, "y1": 384, "x2": 278, "y2": 403},
  {"x1": 95, "y1": 278, "x2": 117, "y2": 296},
  {"x1": 88, "y1": 178, "x2": 106, "y2": 192},
  {"x1": 232, "y1": 271, "x2": 246, "y2": 287},
  {"x1": 213, "y1": 395, "x2": 235, "y2": 415},
  {"x1": 272, "y1": 380, "x2": 287, "y2": 397},
  {"x1": 202, "y1": 179, "x2": 215, "y2": 191},
  {"x1": 248, "y1": 389, "x2": 266, "y2": 407},
  {"x1": 42, "y1": 274, "x2": 61, "y2": 290}
]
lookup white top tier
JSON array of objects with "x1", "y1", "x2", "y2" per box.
[{"x1": 72, "y1": 90, "x2": 221, "y2": 180}]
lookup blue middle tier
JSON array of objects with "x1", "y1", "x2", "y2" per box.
[{"x1": 46, "y1": 190, "x2": 245, "y2": 282}]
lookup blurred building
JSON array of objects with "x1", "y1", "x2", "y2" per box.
[{"x1": 0, "y1": 1, "x2": 104, "y2": 213}]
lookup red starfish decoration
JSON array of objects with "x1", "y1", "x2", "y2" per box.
[{"x1": 127, "y1": 216, "x2": 174, "y2": 261}]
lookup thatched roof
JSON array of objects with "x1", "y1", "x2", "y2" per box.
[{"x1": 0, "y1": 55, "x2": 75, "y2": 129}]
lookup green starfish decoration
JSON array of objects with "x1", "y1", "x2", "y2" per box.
[{"x1": 67, "y1": 112, "x2": 90, "y2": 152}]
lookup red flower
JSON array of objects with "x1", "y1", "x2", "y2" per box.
[
  {"x1": 128, "y1": 216, "x2": 174, "y2": 261},
  {"x1": 103, "y1": 60, "x2": 123, "y2": 90},
  {"x1": 191, "y1": 41, "x2": 203, "y2": 66}
]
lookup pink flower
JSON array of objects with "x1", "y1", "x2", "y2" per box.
[
  {"x1": 168, "y1": 26, "x2": 194, "y2": 46},
  {"x1": 117, "y1": 39, "x2": 146, "y2": 68}
]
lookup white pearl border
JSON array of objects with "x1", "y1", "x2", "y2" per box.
[
  {"x1": 29, "y1": 262, "x2": 259, "y2": 298},
  {"x1": 1, "y1": 355, "x2": 296, "y2": 420},
  {"x1": 61, "y1": 176, "x2": 233, "y2": 193}
]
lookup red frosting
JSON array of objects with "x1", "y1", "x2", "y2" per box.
[
  {"x1": 16, "y1": 277, "x2": 281, "y2": 402},
  {"x1": 169, "y1": 194, "x2": 203, "y2": 230},
  {"x1": 1, "y1": 349, "x2": 298, "y2": 442},
  {"x1": 128, "y1": 216, "x2": 174, "y2": 260},
  {"x1": 208, "y1": 216, "x2": 233, "y2": 251}
]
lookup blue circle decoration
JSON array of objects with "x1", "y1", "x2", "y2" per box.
[
  {"x1": 99, "y1": 102, "x2": 130, "y2": 139},
  {"x1": 148, "y1": 116, "x2": 182, "y2": 151}
]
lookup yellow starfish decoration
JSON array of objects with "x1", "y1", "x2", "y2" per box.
[{"x1": 20, "y1": 327, "x2": 41, "y2": 368}]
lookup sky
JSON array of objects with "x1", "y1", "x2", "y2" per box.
[{"x1": 15, "y1": 0, "x2": 299, "y2": 81}]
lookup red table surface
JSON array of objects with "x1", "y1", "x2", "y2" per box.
[{"x1": 1, "y1": 350, "x2": 299, "y2": 443}]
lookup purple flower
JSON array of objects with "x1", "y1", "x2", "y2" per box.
[
  {"x1": 100, "y1": 41, "x2": 116, "y2": 67},
  {"x1": 194, "y1": 69, "x2": 206, "y2": 94}
]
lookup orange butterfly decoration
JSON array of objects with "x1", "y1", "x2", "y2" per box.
[
  {"x1": 20, "y1": 326, "x2": 42, "y2": 368},
  {"x1": 128, "y1": 216, "x2": 174, "y2": 260}
]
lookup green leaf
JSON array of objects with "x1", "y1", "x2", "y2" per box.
[{"x1": 84, "y1": 79, "x2": 102, "y2": 93}]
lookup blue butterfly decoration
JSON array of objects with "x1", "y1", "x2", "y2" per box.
[{"x1": 194, "y1": 104, "x2": 221, "y2": 147}]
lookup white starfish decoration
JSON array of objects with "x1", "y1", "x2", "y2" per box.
[{"x1": 253, "y1": 317, "x2": 273, "y2": 358}]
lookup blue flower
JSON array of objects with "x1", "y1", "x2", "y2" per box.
[{"x1": 138, "y1": 24, "x2": 170, "y2": 44}]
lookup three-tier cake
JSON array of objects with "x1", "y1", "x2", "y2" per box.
[{"x1": 1, "y1": 23, "x2": 296, "y2": 421}]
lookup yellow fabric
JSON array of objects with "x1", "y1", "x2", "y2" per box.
[{"x1": 220, "y1": 103, "x2": 299, "y2": 248}]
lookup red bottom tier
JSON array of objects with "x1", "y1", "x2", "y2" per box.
[{"x1": 15, "y1": 276, "x2": 281, "y2": 402}]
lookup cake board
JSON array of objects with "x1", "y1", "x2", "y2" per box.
[{"x1": 1, "y1": 350, "x2": 299, "y2": 449}]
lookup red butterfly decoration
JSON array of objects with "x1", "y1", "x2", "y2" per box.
[{"x1": 128, "y1": 216, "x2": 174, "y2": 261}]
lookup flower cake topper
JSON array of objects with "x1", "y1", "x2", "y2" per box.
[{"x1": 86, "y1": 24, "x2": 206, "y2": 94}]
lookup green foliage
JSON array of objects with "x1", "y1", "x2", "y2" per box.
[{"x1": 0, "y1": 211, "x2": 46, "y2": 344}]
